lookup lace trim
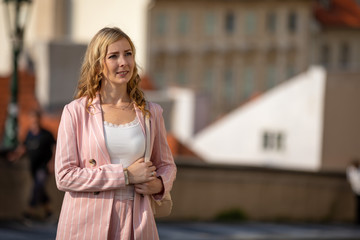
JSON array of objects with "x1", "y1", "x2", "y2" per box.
[{"x1": 104, "y1": 118, "x2": 139, "y2": 128}]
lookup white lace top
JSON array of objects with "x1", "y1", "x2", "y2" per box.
[{"x1": 103, "y1": 117, "x2": 145, "y2": 199}]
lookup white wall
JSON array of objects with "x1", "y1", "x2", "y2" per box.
[
  {"x1": 168, "y1": 87, "x2": 196, "y2": 143},
  {"x1": 0, "y1": 2, "x2": 14, "y2": 75},
  {"x1": 0, "y1": 0, "x2": 151, "y2": 75},
  {"x1": 191, "y1": 67, "x2": 326, "y2": 171},
  {"x1": 0, "y1": 0, "x2": 54, "y2": 75},
  {"x1": 71, "y1": 0, "x2": 151, "y2": 72}
]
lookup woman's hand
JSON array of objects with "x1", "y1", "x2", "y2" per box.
[
  {"x1": 134, "y1": 177, "x2": 164, "y2": 195},
  {"x1": 127, "y1": 158, "x2": 157, "y2": 184}
]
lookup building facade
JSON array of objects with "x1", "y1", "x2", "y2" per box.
[
  {"x1": 313, "y1": 0, "x2": 360, "y2": 72},
  {"x1": 147, "y1": 0, "x2": 315, "y2": 120},
  {"x1": 147, "y1": 0, "x2": 360, "y2": 171},
  {"x1": 147, "y1": 0, "x2": 360, "y2": 122}
]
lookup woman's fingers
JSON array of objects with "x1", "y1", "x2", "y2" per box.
[
  {"x1": 145, "y1": 161, "x2": 154, "y2": 168},
  {"x1": 127, "y1": 157, "x2": 157, "y2": 184},
  {"x1": 149, "y1": 165, "x2": 156, "y2": 172},
  {"x1": 135, "y1": 182, "x2": 150, "y2": 195},
  {"x1": 134, "y1": 178, "x2": 163, "y2": 195}
]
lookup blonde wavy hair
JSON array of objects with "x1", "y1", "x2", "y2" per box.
[{"x1": 75, "y1": 27, "x2": 148, "y2": 115}]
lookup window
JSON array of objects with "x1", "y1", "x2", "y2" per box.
[
  {"x1": 288, "y1": 11, "x2": 297, "y2": 33},
  {"x1": 245, "y1": 11, "x2": 257, "y2": 35},
  {"x1": 262, "y1": 131, "x2": 285, "y2": 151},
  {"x1": 178, "y1": 12, "x2": 190, "y2": 35},
  {"x1": 225, "y1": 12, "x2": 235, "y2": 34},
  {"x1": 154, "y1": 55, "x2": 166, "y2": 88},
  {"x1": 277, "y1": 133, "x2": 284, "y2": 150},
  {"x1": 243, "y1": 67, "x2": 255, "y2": 99},
  {"x1": 266, "y1": 65, "x2": 276, "y2": 89},
  {"x1": 154, "y1": 72, "x2": 165, "y2": 89},
  {"x1": 177, "y1": 55, "x2": 188, "y2": 85},
  {"x1": 177, "y1": 70, "x2": 186, "y2": 85},
  {"x1": 320, "y1": 44, "x2": 330, "y2": 67},
  {"x1": 286, "y1": 64, "x2": 295, "y2": 79},
  {"x1": 263, "y1": 132, "x2": 272, "y2": 149},
  {"x1": 340, "y1": 42, "x2": 350, "y2": 69},
  {"x1": 155, "y1": 12, "x2": 167, "y2": 36},
  {"x1": 266, "y1": 12, "x2": 277, "y2": 33},
  {"x1": 204, "y1": 12, "x2": 216, "y2": 35},
  {"x1": 224, "y1": 68, "x2": 234, "y2": 103},
  {"x1": 203, "y1": 68, "x2": 215, "y2": 93}
]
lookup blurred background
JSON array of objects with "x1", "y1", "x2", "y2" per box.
[{"x1": 1, "y1": 0, "x2": 360, "y2": 227}]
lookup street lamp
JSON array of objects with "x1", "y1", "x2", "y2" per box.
[{"x1": 2, "y1": 0, "x2": 32, "y2": 149}]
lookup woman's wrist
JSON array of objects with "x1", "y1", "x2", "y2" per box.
[
  {"x1": 156, "y1": 176, "x2": 165, "y2": 195},
  {"x1": 124, "y1": 169, "x2": 130, "y2": 185}
]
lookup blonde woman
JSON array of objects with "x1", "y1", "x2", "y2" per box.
[{"x1": 55, "y1": 27, "x2": 176, "y2": 240}]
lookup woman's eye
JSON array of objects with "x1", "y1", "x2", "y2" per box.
[
  {"x1": 125, "y1": 52, "x2": 132, "y2": 56},
  {"x1": 108, "y1": 55, "x2": 117, "y2": 59}
]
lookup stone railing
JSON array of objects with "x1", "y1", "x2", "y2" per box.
[{"x1": 0, "y1": 156, "x2": 354, "y2": 223}]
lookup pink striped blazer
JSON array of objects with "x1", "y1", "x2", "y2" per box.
[{"x1": 55, "y1": 94, "x2": 177, "y2": 240}]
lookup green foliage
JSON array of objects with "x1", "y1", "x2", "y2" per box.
[{"x1": 215, "y1": 208, "x2": 248, "y2": 222}]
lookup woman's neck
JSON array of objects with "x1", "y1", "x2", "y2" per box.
[{"x1": 100, "y1": 82, "x2": 131, "y2": 105}]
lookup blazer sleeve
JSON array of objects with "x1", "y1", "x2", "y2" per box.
[
  {"x1": 55, "y1": 104, "x2": 127, "y2": 192},
  {"x1": 149, "y1": 103, "x2": 177, "y2": 200}
]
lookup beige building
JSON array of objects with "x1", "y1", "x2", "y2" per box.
[
  {"x1": 147, "y1": 0, "x2": 316, "y2": 120},
  {"x1": 0, "y1": 0, "x2": 151, "y2": 108},
  {"x1": 312, "y1": 0, "x2": 360, "y2": 72},
  {"x1": 147, "y1": 0, "x2": 360, "y2": 122},
  {"x1": 146, "y1": 0, "x2": 360, "y2": 172},
  {"x1": 312, "y1": 27, "x2": 360, "y2": 72}
]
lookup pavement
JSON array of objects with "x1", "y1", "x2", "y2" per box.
[
  {"x1": 1, "y1": 220, "x2": 360, "y2": 240},
  {"x1": 157, "y1": 221, "x2": 360, "y2": 240}
]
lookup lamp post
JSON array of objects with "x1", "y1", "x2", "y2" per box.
[{"x1": 2, "y1": 0, "x2": 32, "y2": 150}]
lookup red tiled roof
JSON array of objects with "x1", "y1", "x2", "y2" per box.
[
  {"x1": 0, "y1": 71, "x2": 60, "y2": 143},
  {"x1": 139, "y1": 74, "x2": 156, "y2": 90},
  {"x1": 314, "y1": 0, "x2": 360, "y2": 28},
  {"x1": 166, "y1": 133, "x2": 202, "y2": 159}
]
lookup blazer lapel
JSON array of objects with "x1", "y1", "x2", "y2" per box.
[
  {"x1": 134, "y1": 103, "x2": 146, "y2": 136},
  {"x1": 90, "y1": 94, "x2": 111, "y2": 164},
  {"x1": 135, "y1": 103, "x2": 153, "y2": 160}
]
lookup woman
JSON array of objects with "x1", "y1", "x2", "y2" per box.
[{"x1": 55, "y1": 27, "x2": 176, "y2": 240}]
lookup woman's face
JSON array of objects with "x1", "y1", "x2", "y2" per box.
[{"x1": 102, "y1": 38, "x2": 135, "y2": 87}]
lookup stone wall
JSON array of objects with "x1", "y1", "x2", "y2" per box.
[
  {"x1": 0, "y1": 156, "x2": 355, "y2": 223},
  {"x1": 169, "y1": 159, "x2": 354, "y2": 222}
]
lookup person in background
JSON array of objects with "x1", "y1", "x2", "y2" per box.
[
  {"x1": 346, "y1": 158, "x2": 360, "y2": 225},
  {"x1": 11, "y1": 110, "x2": 56, "y2": 220},
  {"x1": 54, "y1": 27, "x2": 176, "y2": 240}
]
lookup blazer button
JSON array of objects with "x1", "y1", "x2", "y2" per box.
[{"x1": 89, "y1": 159, "x2": 97, "y2": 166}]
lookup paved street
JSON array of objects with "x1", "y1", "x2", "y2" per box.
[
  {"x1": 1, "y1": 220, "x2": 360, "y2": 239},
  {"x1": 158, "y1": 222, "x2": 360, "y2": 240}
]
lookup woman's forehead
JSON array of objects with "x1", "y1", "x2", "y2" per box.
[{"x1": 107, "y1": 38, "x2": 132, "y2": 53}]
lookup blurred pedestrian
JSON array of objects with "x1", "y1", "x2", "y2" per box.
[
  {"x1": 10, "y1": 110, "x2": 55, "y2": 220},
  {"x1": 346, "y1": 158, "x2": 360, "y2": 225},
  {"x1": 54, "y1": 27, "x2": 176, "y2": 240}
]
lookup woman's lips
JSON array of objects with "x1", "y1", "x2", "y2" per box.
[{"x1": 117, "y1": 71, "x2": 128, "y2": 77}]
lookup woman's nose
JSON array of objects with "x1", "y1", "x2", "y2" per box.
[{"x1": 118, "y1": 55, "x2": 127, "y2": 67}]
